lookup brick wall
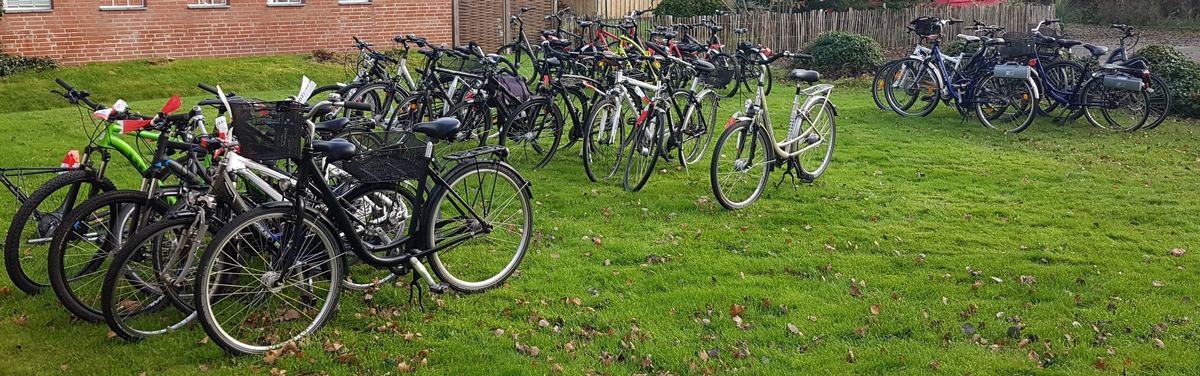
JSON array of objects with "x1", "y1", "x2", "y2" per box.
[
  {"x1": 0, "y1": 0, "x2": 453, "y2": 65},
  {"x1": 456, "y1": 0, "x2": 554, "y2": 51}
]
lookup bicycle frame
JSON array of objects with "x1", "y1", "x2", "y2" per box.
[{"x1": 734, "y1": 66, "x2": 834, "y2": 160}]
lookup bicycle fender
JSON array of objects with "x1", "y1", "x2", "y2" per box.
[
  {"x1": 724, "y1": 116, "x2": 753, "y2": 129},
  {"x1": 1026, "y1": 77, "x2": 1040, "y2": 100}
]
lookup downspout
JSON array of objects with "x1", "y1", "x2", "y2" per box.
[{"x1": 452, "y1": 0, "x2": 460, "y2": 46}]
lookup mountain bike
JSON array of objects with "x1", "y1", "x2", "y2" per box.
[
  {"x1": 3, "y1": 79, "x2": 182, "y2": 296},
  {"x1": 709, "y1": 52, "x2": 837, "y2": 210},
  {"x1": 193, "y1": 100, "x2": 532, "y2": 355}
]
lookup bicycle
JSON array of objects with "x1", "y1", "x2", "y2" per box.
[
  {"x1": 579, "y1": 52, "x2": 673, "y2": 191},
  {"x1": 100, "y1": 96, "x2": 405, "y2": 341},
  {"x1": 871, "y1": 20, "x2": 999, "y2": 111},
  {"x1": 192, "y1": 99, "x2": 532, "y2": 355},
  {"x1": 3, "y1": 79, "x2": 185, "y2": 296},
  {"x1": 495, "y1": 6, "x2": 542, "y2": 84},
  {"x1": 709, "y1": 52, "x2": 837, "y2": 210},
  {"x1": 885, "y1": 17, "x2": 1040, "y2": 134}
]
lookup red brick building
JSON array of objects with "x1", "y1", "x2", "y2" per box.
[{"x1": 0, "y1": 0, "x2": 455, "y2": 64}]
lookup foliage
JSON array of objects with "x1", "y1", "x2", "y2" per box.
[
  {"x1": 1136, "y1": 45, "x2": 1200, "y2": 118},
  {"x1": 724, "y1": 0, "x2": 926, "y2": 13},
  {"x1": 0, "y1": 51, "x2": 59, "y2": 78},
  {"x1": 800, "y1": 31, "x2": 885, "y2": 78},
  {"x1": 1055, "y1": 0, "x2": 1200, "y2": 27},
  {"x1": 654, "y1": 0, "x2": 727, "y2": 17}
]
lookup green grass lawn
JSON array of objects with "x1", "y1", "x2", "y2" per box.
[{"x1": 1, "y1": 57, "x2": 1199, "y2": 375}]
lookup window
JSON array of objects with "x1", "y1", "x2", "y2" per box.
[
  {"x1": 338, "y1": 0, "x2": 369, "y2": 5},
  {"x1": 267, "y1": 0, "x2": 302, "y2": 7},
  {"x1": 99, "y1": 0, "x2": 145, "y2": 10},
  {"x1": 2, "y1": 0, "x2": 52, "y2": 12},
  {"x1": 189, "y1": 0, "x2": 227, "y2": 9}
]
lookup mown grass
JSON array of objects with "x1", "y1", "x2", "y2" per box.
[{"x1": 0, "y1": 58, "x2": 1199, "y2": 375}]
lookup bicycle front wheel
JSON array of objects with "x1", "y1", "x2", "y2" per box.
[
  {"x1": 501, "y1": 97, "x2": 564, "y2": 169},
  {"x1": 710, "y1": 120, "x2": 771, "y2": 210},
  {"x1": 5, "y1": 170, "x2": 115, "y2": 295},
  {"x1": 195, "y1": 206, "x2": 343, "y2": 355},
  {"x1": 885, "y1": 58, "x2": 940, "y2": 117},
  {"x1": 1141, "y1": 73, "x2": 1172, "y2": 130},
  {"x1": 426, "y1": 160, "x2": 532, "y2": 293},
  {"x1": 102, "y1": 215, "x2": 203, "y2": 342},
  {"x1": 340, "y1": 182, "x2": 415, "y2": 291},
  {"x1": 623, "y1": 110, "x2": 664, "y2": 192},
  {"x1": 974, "y1": 74, "x2": 1037, "y2": 134},
  {"x1": 582, "y1": 98, "x2": 630, "y2": 183},
  {"x1": 47, "y1": 189, "x2": 175, "y2": 322}
]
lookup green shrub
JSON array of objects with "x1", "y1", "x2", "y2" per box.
[
  {"x1": 1136, "y1": 45, "x2": 1200, "y2": 118},
  {"x1": 653, "y1": 0, "x2": 725, "y2": 17},
  {"x1": 0, "y1": 51, "x2": 59, "y2": 78},
  {"x1": 800, "y1": 31, "x2": 884, "y2": 79}
]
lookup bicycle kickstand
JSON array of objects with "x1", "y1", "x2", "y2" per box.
[
  {"x1": 774, "y1": 159, "x2": 800, "y2": 189},
  {"x1": 407, "y1": 273, "x2": 427, "y2": 312}
]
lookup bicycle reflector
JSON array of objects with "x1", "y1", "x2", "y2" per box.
[
  {"x1": 1142, "y1": 70, "x2": 1152, "y2": 89},
  {"x1": 1028, "y1": 59, "x2": 1038, "y2": 67},
  {"x1": 60, "y1": 150, "x2": 80, "y2": 170}
]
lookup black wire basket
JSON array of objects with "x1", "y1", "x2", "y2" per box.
[
  {"x1": 998, "y1": 32, "x2": 1038, "y2": 61},
  {"x1": 910, "y1": 17, "x2": 942, "y2": 38},
  {"x1": 339, "y1": 131, "x2": 432, "y2": 184},
  {"x1": 230, "y1": 100, "x2": 309, "y2": 161}
]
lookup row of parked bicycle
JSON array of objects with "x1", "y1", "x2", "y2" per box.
[
  {"x1": 871, "y1": 17, "x2": 1170, "y2": 133},
  {"x1": 1, "y1": 7, "x2": 836, "y2": 357}
]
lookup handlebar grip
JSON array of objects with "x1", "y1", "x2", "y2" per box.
[
  {"x1": 165, "y1": 113, "x2": 191, "y2": 123},
  {"x1": 793, "y1": 53, "x2": 814, "y2": 60},
  {"x1": 342, "y1": 101, "x2": 374, "y2": 111},
  {"x1": 56, "y1": 78, "x2": 75, "y2": 92},
  {"x1": 1046, "y1": 18, "x2": 1061, "y2": 24},
  {"x1": 197, "y1": 82, "x2": 218, "y2": 95}
]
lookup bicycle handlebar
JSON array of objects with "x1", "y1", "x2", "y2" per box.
[{"x1": 54, "y1": 78, "x2": 103, "y2": 110}]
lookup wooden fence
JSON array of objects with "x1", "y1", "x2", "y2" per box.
[
  {"x1": 563, "y1": 0, "x2": 659, "y2": 18},
  {"x1": 563, "y1": 4, "x2": 1056, "y2": 51}
]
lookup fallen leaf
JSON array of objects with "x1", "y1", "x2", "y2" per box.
[
  {"x1": 698, "y1": 349, "x2": 709, "y2": 361},
  {"x1": 730, "y1": 304, "x2": 746, "y2": 317},
  {"x1": 808, "y1": 315, "x2": 818, "y2": 322},
  {"x1": 929, "y1": 360, "x2": 940, "y2": 369},
  {"x1": 551, "y1": 363, "x2": 563, "y2": 373},
  {"x1": 846, "y1": 348, "x2": 855, "y2": 363},
  {"x1": 1095, "y1": 357, "x2": 1107, "y2": 370},
  {"x1": 962, "y1": 323, "x2": 976, "y2": 335},
  {"x1": 1170, "y1": 248, "x2": 1186, "y2": 257},
  {"x1": 107, "y1": 331, "x2": 117, "y2": 340},
  {"x1": 60, "y1": 365, "x2": 68, "y2": 372},
  {"x1": 640, "y1": 354, "x2": 653, "y2": 369},
  {"x1": 1153, "y1": 338, "x2": 1164, "y2": 348},
  {"x1": 787, "y1": 323, "x2": 801, "y2": 335},
  {"x1": 1152, "y1": 280, "x2": 1165, "y2": 287},
  {"x1": 397, "y1": 361, "x2": 412, "y2": 373},
  {"x1": 869, "y1": 304, "x2": 881, "y2": 316},
  {"x1": 849, "y1": 285, "x2": 862, "y2": 298},
  {"x1": 198, "y1": 364, "x2": 210, "y2": 372}
]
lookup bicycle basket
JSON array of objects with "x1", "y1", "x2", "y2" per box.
[
  {"x1": 705, "y1": 61, "x2": 735, "y2": 87},
  {"x1": 911, "y1": 17, "x2": 941, "y2": 37},
  {"x1": 339, "y1": 131, "x2": 432, "y2": 183},
  {"x1": 445, "y1": 55, "x2": 486, "y2": 74},
  {"x1": 230, "y1": 100, "x2": 308, "y2": 161},
  {"x1": 997, "y1": 32, "x2": 1037, "y2": 60}
]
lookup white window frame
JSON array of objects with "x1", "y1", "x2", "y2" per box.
[
  {"x1": 189, "y1": 0, "x2": 227, "y2": 9},
  {"x1": 99, "y1": 0, "x2": 145, "y2": 11},
  {"x1": 267, "y1": 0, "x2": 302, "y2": 7},
  {"x1": 2, "y1": 0, "x2": 53, "y2": 13},
  {"x1": 338, "y1": 0, "x2": 370, "y2": 5}
]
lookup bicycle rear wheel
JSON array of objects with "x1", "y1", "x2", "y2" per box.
[
  {"x1": 195, "y1": 206, "x2": 343, "y2": 355},
  {"x1": 5, "y1": 170, "x2": 115, "y2": 295},
  {"x1": 582, "y1": 98, "x2": 630, "y2": 183},
  {"x1": 500, "y1": 97, "x2": 564, "y2": 169},
  {"x1": 795, "y1": 99, "x2": 837, "y2": 180},
  {"x1": 709, "y1": 53, "x2": 739, "y2": 98},
  {"x1": 623, "y1": 110, "x2": 664, "y2": 192},
  {"x1": 426, "y1": 160, "x2": 532, "y2": 293},
  {"x1": 1082, "y1": 77, "x2": 1149, "y2": 131},
  {"x1": 710, "y1": 120, "x2": 771, "y2": 210},
  {"x1": 871, "y1": 60, "x2": 901, "y2": 111},
  {"x1": 1141, "y1": 73, "x2": 1172, "y2": 130},
  {"x1": 340, "y1": 182, "x2": 414, "y2": 291},
  {"x1": 673, "y1": 90, "x2": 720, "y2": 165}
]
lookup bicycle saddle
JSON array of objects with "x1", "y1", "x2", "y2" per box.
[
  {"x1": 312, "y1": 138, "x2": 357, "y2": 162},
  {"x1": 315, "y1": 117, "x2": 351, "y2": 135},
  {"x1": 982, "y1": 37, "x2": 1007, "y2": 46},
  {"x1": 957, "y1": 34, "x2": 981, "y2": 43},
  {"x1": 1052, "y1": 38, "x2": 1083, "y2": 48},
  {"x1": 577, "y1": 20, "x2": 594, "y2": 28},
  {"x1": 411, "y1": 117, "x2": 462, "y2": 141},
  {"x1": 541, "y1": 29, "x2": 557, "y2": 37},
  {"x1": 733, "y1": 28, "x2": 748, "y2": 34},
  {"x1": 659, "y1": 32, "x2": 678, "y2": 40},
  {"x1": 676, "y1": 43, "x2": 705, "y2": 53},
  {"x1": 543, "y1": 57, "x2": 562, "y2": 67},
  {"x1": 788, "y1": 69, "x2": 820, "y2": 83},
  {"x1": 1082, "y1": 44, "x2": 1110, "y2": 58},
  {"x1": 693, "y1": 59, "x2": 716, "y2": 73}
]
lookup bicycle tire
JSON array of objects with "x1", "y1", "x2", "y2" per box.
[
  {"x1": 5, "y1": 170, "x2": 115, "y2": 295},
  {"x1": 672, "y1": 89, "x2": 719, "y2": 165},
  {"x1": 1140, "y1": 73, "x2": 1172, "y2": 130},
  {"x1": 1037, "y1": 60, "x2": 1085, "y2": 118},
  {"x1": 47, "y1": 189, "x2": 176, "y2": 322},
  {"x1": 500, "y1": 97, "x2": 564, "y2": 169},
  {"x1": 974, "y1": 74, "x2": 1037, "y2": 134},
  {"x1": 102, "y1": 215, "x2": 202, "y2": 342},
  {"x1": 581, "y1": 98, "x2": 630, "y2": 183},
  {"x1": 710, "y1": 120, "x2": 771, "y2": 210},
  {"x1": 871, "y1": 60, "x2": 901, "y2": 111},
  {"x1": 339, "y1": 182, "x2": 416, "y2": 291},
  {"x1": 623, "y1": 109, "x2": 664, "y2": 192},
  {"x1": 426, "y1": 159, "x2": 532, "y2": 293},
  {"x1": 709, "y1": 53, "x2": 739, "y2": 98},
  {"x1": 885, "y1": 58, "x2": 940, "y2": 117},
  {"x1": 795, "y1": 99, "x2": 837, "y2": 180},
  {"x1": 343, "y1": 82, "x2": 409, "y2": 130},
  {"x1": 194, "y1": 206, "x2": 343, "y2": 355},
  {"x1": 1082, "y1": 77, "x2": 1149, "y2": 131}
]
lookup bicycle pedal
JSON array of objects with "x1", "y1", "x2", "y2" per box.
[{"x1": 428, "y1": 283, "x2": 450, "y2": 294}]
